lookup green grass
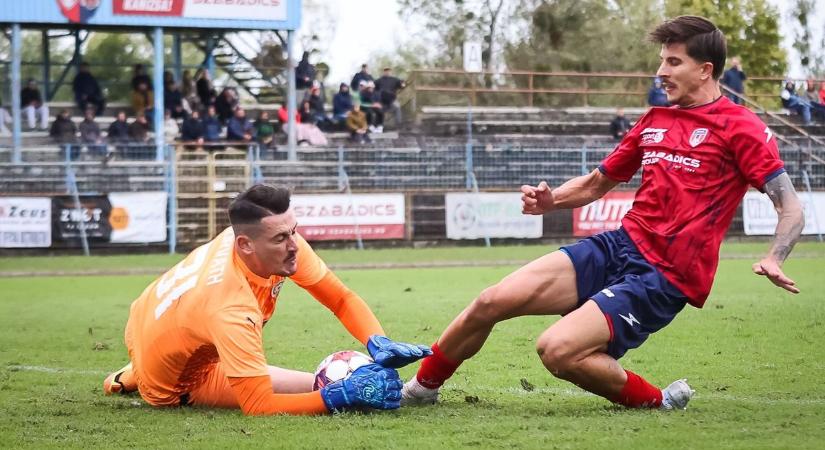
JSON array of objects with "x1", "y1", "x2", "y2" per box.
[
  {"x1": 2, "y1": 241, "x2": 825, "y2": 274},
  {"x1": 1, "y1": 247, "x2": 824, "y2": 449}
]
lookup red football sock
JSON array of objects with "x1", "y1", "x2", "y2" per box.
[
  {"x1": 613, "y1": 370, "x2": 662, "y2": 408},
  {"x1": 415, "y1": 343, "x2": 461, "y2": 389}
]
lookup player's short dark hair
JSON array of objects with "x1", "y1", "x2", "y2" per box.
[
  {"x1": 649, "y1": 15, "x2": 726, "y2": 80},
  {"x1": 228, "y1": 184, "x2": 291, "y2": 233}
]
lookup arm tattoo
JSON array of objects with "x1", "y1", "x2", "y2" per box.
[{"x1": 763, "y1": 173, "x2": 805, "y2": 262}]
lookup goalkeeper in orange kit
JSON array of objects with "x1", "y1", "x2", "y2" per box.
[{"x1": 103, "y1": 184, "x2": 430, "y2": 415}]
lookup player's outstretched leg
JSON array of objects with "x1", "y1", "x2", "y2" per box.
[
  {"x1": 103, "y1": 362, "x2": 138, "y2": 395},
  {"x1": 535, "y1": 301, "x2": 693, "y2": 410},
  {"x1": 403, "y1": 251, "x2": 580, "y2": 404}
]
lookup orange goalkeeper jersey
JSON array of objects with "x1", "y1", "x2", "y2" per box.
[{"x1": 124, "y1": 227, "x2": 383, "y2": 409}]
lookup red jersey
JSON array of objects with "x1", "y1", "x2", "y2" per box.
[{"x1": 599, "y1": 96, "x2": 784, "y2": 307}]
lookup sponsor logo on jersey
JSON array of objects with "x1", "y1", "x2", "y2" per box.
[
  {"x1": 271, "y1": 280, "x2": 285, "y2": 298},
  {"x1": 601, "y1": 288, "x2": 615, "y2": 298},
  {"x1": 642, "y1": 151, "x2": 702, "y2": 169},
  {"x1": 640, "y1": 128, "x2": 668, "y2": 145},
  {"x1": 689, "y1": 128, "x2": 709, "y2": 147}
]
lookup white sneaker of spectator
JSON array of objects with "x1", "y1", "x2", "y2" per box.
[
  {"x1": 368, "y1": 125, "x2": 377, "y2": 133},
  {"x1": 375, "y1": 125, "x2": 384, "y2": 133}
]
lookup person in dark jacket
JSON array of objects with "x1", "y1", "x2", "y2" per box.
[
  {"x1": 227, "y1": 107, "x2": 254, "y2": 142},
  {"x1": 165, "y1": 82, "x2": 188, "y2": 120},
  {"x1": 131, "y1": 64, "x2": 152, "y2": 91},
  {"x1": 215, "y1": 88, "x2": 238, "y2": 124},
  {"x1": 295, "y1": 51, "x2": 316, "y2": 96},
  {"x1": 609, "y1": 108, "x2": 632, "y2": 140},
  {"x1": 79, "y1": 109, "x2": 106, "y2": 156},
  {"x1": 72, "y1": 62, "x2": 106, "y2": 116},
  {"x1": 107, "y1": 111, "x2": 131, "y2": 143},
  {"x1": 374, "y1": 67, "x2": 405, "y2": 125},
  {"x1": 332, "y1": 83, "x2": 353, "y2": 124},
  {"x1": 721, "y1": 57, "x2": 746, "y2": 105},
  {"x1": 203, "y1": 105, "x2": 223, "y2": 143},
  {"x1": 50, "y1": 109, "x2": 80, "y2": 159},
  {"x1": 21, "y1": 79, "x2": 49, "y2": 130},
  {"x1": 350, "y1": 64, "x2": 374, "y2": 91},
  {"x1": 647, "y1": 77, "x2": 669, "y2": 107},
  {"x1": 359, "y1": 81, "x2": 384, "y2": 133},
  {"x1": 306, "y1": 85, "x2": 329, "y2": 128},
  {"x1": 181, "y1": 109, "x2": 205, "y2": 143},
  {"x1": 196, "y1": 69, "x2": 216, "y2": 109}
]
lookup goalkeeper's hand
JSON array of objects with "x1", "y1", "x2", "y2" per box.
[
  {"x1": 319, "y1": 363, "x2": 402, "y2": 413},
  {"x1": 367, "y1": 335, "x2": 433, "y2": 369}
]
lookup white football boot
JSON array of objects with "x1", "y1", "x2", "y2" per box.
[
  {"x1": 401, "y1": 377, "x2": 440, "y2": 405},
  {"x1": 660, "y1": 378, "x2": 695, "y2": 410}
]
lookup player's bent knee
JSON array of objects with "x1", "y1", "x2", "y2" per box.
[
  {"x1": 535, "y1": 332, "x2": 577, "y2": 376},
  {"x1": 465, "y1": 284, "x2": 510, "y2": 324}
]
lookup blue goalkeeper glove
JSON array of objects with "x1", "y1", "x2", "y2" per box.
[
  {"x1": 367, "y1": 335, "x2": 433, "y2": 369},
  {"x1": 319, "y1": 363, "x2": 402, "y2": 413}
]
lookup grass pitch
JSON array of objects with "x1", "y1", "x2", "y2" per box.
[{"x1": 1, "y1": 243, "x2": 824, "y2": 449}]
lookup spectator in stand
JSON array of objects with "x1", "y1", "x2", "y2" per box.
[
  {"x1": 181, "y1": 69, "x2": 200, "y2": 114},
  {"x1": 801, "y1": 78, "x2": 825, "y2": 121},
  {"x1": 254, "y1": 110, "x2": 275, "y2": 149},
  {"x1": 165, "y1": 82, "x2": 187, "y2": 120},
  {"x1": 203, "y1": 105, "x2": 223, "y2": 143},
  {"x1": 819, "y1": 81, "x2": 825, "y2": 105},
  {"x1": 128, "y1": 113, "x2": 150, "y2": 143},
  {"x1": 780, "y1": 80, "x2": 812, "y2": 125},
  {"x1": 299, "y1": 100, "x2": 315, "y2": 125},
  {"x1": 332, "y1": 83, "x2": 353, "y2": 126},
  {"x1": 374, "y1": 67, "x2": 406, "y2": 126},
  {"x1": 73, "y1": 62, "x2": 106, "y2": 116},
  {"x1": 295, "y1": 51, "x2": 316, "y2": 100},
  {"x1": 163, "y1": 109, "x2": 179, "y2": 142},
  {"x1": 277, "y1": 103, "x2": 300, "y2": 125},
  {"x1": 350, "y1": 64, "x2": 374, "y2": 91},
  {"x1": 21, "y1": 79, "x2": 49, "y2": 130},
  {"x1": 721, "y1": 57, "x2": 746, "y2": 105},
  {"x1": 306, "y1": 85, "x2": 329, "y2": 128},
  {"x1": 278, "y1": 103, "x2": 327, "y2": 146},
  {"x1": 131, "y1": 79, "x2": 154, "y2": 117},
  {"x1": 131, "y1": 64, "x2": 152, "y2": 92},
  {"x1": 79, "y1": 108, "x2": 106, "y2": 157},
  {"x1": 50, "y1": 109, "x2": 79, "y2": 159},
  {"x1": 227, "y1": 107, "x2": 255, "y2": 142},
  {"x1": 346, "y1": 102, "x2": 370, "y2": 144},
  {"x1": 0, "y1": 94, "x2": 11, "y2": 136},
  {"x1": 215, "y1": 87, "x2": 238, "y2": 124},
  {"x1": 181, "y1": 109, "x2": 205, "y2": 145},
  {"x1": 196, "y1": 69, "x2": 217, "y2": 109},
  {"x1": 359, "y1": 81, "x2": 384, "y2": 133},
  {"x1": 609, "y1": 107, "x2": 631, "y2": 140},
  {"x1": 647, "y1": 77, "x2": 669, "y2": 107},
  {"x1": 107, "y1": 111, "x2": 131, "y2": 143},
  {"x1": 163, "y1": 70, "x2": 175, "y2": 93}
]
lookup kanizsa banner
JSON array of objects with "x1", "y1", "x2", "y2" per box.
[
  {"x1": 112, "y1": 0, "x2": 288, "y2": 21},
  {"x1": 0, "y1": 197, "x2": 52, "y2": 248},
  {"x1": 445, "y1": 192, "x2": 542, "y2": 240},
  {"x1": 292, "y1": 194, "x2": 405, "y2": 241},
  {"x1": 742, "y1": 191, "x2": 825, "y2": 235},
  {"x1": 572, "y1": 191, "x2": 635, "y2": 236}
]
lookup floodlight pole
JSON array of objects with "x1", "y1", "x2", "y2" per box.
[
  {"x1": 286, "y1": 30, "x2": 297, "y2": 161},
  {"x1": 11, "y1": 23, "x2": 22, "y2": 163},
  {"x1": 153, "y1": 27, "x2": 165, "y2": 162}
]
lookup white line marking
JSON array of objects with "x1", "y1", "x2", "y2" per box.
[{"x1": 6, "y1": 365, "x2": 108, "y2": 376}]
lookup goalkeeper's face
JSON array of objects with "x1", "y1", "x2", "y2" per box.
[{"x1": 238, "y1": 208, "x2": 300, "y2": 278}]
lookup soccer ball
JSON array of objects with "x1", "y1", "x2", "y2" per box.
[{"x1": 313, "y1": 350, "x2": 374, "y2": 390}]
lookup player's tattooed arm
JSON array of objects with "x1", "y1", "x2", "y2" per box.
[
  {"x1": 752, "y1": 172, "x2": 804, "y2": 294},
  {"x1": 764, "y1": 172, "x2": 804, "y2": 263}
]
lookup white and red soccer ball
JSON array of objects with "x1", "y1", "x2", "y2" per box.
[{"x1": 313, "y1": 350, "x2": 373, "y2": 390}]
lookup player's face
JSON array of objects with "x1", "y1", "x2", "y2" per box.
[
  {"x1": 248, "y1": 209, "x2": 300, "y2": 277},
  {"x1": 656, "y1": 43, "x2": 714, "y2": 107}
]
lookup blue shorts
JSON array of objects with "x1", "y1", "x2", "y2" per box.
[{"x1": 560, "y1": 228, "x2": 688, "y2": 359}]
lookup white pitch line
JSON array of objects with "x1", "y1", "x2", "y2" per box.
[{"x1": 6, "y1": 365, "x2": 825, "y2": 407}]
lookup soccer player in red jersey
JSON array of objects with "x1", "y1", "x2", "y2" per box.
[{"x1": 403, "y1": 16, "x2": 805, "y2": 410}]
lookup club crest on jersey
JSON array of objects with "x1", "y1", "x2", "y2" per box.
[
  {"x1": 271, "y1": 280, "x2": 284, "y2": 298},
  {"x1": 689, "y1": 128, "x2": 709, "y2": 147},
  {"x1": 640, "y1": 128, "x2": 668, "y2": 145}
]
